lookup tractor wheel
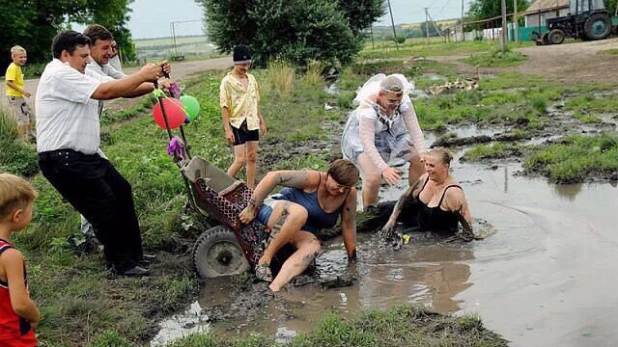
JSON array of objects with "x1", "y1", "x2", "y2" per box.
[
  {"x1": 541, "y1": 32, "x2": 550, "y2": 45},
  {"x1": 192, "y1": 225, "x2": 250, "y2": 279},
  {"x1": 548, "y1": 29, "x2": 566, "y2": 45},
  {"x1": 584, "y1": 13, "x2": 612, "y2": 40}
]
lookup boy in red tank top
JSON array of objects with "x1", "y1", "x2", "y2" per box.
[{"x1": 0, "y1": 173, "x2": 39, "y2": 346}]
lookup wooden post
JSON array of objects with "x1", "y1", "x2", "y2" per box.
[
  {"x1": 387, "y1": 0, "x2": 399, "y2": 50},
  {"x1": 461, "y1": 0, "x2": 466, "y2": 42},
  {"x1": 501, "y1": 0, "x2": 508, "y2": 52},
  {"x1": 514, "y1": 0, "x2": 519, "y2": 43}
]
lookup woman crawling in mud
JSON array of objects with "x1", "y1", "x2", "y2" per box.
[
  {"x1": 380, "y1": 147, "x2": 476, "y2": 249},
  {"x1": 341, "y1": 73, "x2": 426, "y2": 210},
  {"x1": 238, "y1": 159, "x2": 359, "y2": 292}
]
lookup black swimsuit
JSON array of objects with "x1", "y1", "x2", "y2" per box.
[{"x1": 400, "y1": 176, "x2": 462, "y2": 235}]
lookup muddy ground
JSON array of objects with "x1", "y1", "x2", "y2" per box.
[{"x1": 434, "y1": 38, "x2": 618, "y2": 85}]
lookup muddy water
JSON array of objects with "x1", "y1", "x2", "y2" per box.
[{"x1": 154, "y1": 141, "x2": 618, "y2": 347}]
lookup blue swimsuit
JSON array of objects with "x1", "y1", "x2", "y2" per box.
[{"x1": 256, "y1": 176, "x2": 347, "y2": 235}]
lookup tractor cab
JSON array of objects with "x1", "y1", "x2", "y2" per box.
[{"x1": 538, "y1": 0, "x2": 612, "y2": 44}]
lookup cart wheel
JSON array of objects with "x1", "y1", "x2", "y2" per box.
[{"x1": 192, "y1": 225, "x2": 250, "y2": 278}]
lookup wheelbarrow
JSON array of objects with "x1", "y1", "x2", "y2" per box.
[{"x1": 153, "y1": 76, "x2": 267, "y2": 279}]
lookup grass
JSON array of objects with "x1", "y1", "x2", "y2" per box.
[
  {"x1": 525, "y1": 134, "x2": 618, "y2": 183},
  {"x1": 463, "y1": 47, "x2": 527, "y2": 68},
  {"x1": 360, "y1": 40, "x2": 509, "y2": 60},
  {"x1": 463, "y1": 142, "x2": 524, "y2": 161},
  {"x1": 162, "y1": 305, "x2": 507, "y2": 347},
  {"x1": 0, "y1": 110, "x2": 39, "y2": 177},
  {"x1": 598, "y1": 48, "x2": 618, "y2": 55},
  {"x1": 265, "y1": 60, "x2": 296, "y2": 101},
  {"x1": 564, "y1": 94, "x2": 618, "y2": 123}
]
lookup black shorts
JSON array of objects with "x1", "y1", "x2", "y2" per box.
[{"x1": 231, "y1": 121, "x2": 259, "y2": 146}]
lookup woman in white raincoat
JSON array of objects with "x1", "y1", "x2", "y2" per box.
[{"x1": 341, "y1": 74, "x2": 426, "y2": 209}]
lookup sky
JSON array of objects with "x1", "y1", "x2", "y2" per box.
[{"x1": 127, "y1": 0, "x2": 472, "y2": 39}]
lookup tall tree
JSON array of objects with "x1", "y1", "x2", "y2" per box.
[
  {"x1": 196, "y1": 0, "x2": 385, "y2": 66},
  {"x1": 0, "y1": 0, "x2": 135, "y2": 74}
]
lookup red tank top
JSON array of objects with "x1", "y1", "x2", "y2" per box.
[{"x1": 0, "y1": 238, "x2": 36, "y2": 344}]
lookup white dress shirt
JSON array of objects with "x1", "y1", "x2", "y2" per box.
[{"x1": 35, "y1": 59, "x2": 112, "y2": 154}]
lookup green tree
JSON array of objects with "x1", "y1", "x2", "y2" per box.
[
  {"x1": 0, "y1": 0, "x2": 135, "y2": 75},
  {"x1": 467, "y1": 0, "x2": 530, "y2": 28},
  {"x1": 196, "y1": 0, "x2": 385, "y2": 66}
]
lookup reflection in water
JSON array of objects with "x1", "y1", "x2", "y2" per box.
[{"x1": 553, "y1": 183, "x2": 583, "y2": 201}]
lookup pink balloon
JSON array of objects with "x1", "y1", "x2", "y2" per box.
[{"x1": 152, "y1": 98, "x2": 187, "y2": 130}]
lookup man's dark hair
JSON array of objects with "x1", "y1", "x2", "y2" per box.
[
  {"x1": 83, "y1": 24, "x2": 113, "y2": 46},
  {"x1": 51, "y1": 31, "x2": 91, "y2": 59}
]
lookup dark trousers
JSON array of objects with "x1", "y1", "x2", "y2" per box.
[{"x1": 38, "y1": 149, "x2": 143, "y2": 272}]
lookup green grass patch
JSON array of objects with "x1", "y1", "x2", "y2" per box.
[
  {"x1": 463, "y1": 142, "x2": 524, "y2": 161},
  {"x1": 598, "y1": 48, "x2": 618, "y2": 55},
  {"x1": 463, "y1": 47, "x2": 527, "y2": 68},
  {"x1": 564, "y1": 94, "x2": 618, "y2": 123},
  {"x1": 359, "y1": 41, "x2": 507, "y2": 60},
  {"x1": 525, "y1": 134, "x2": 618, "y2": 183},
  {"x1": 166, "y1": 305, "x2": 507, "y2": 346},
  {"x1": 0, "y1": 110, "x2": 39, "y2": 177}
]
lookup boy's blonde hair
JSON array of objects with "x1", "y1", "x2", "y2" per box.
[
  {"x1": 0, "y1": 173, "x2": 37, "y2": 221},
  {"x1": 10, "y1": 46, "x2": 26, "y2": 56}
]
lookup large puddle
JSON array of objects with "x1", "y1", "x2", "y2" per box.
[{"x1": 153, "y1": 139, "x2": 618, "y2": 347}]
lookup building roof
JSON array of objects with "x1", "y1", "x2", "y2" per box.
[{"x1": 527, "y1": 0, "x2": 570, "y2": 12}]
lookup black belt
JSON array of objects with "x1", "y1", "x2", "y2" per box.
[{"x1": 38, "y1": 149, "x2": 97, "y2": 160}]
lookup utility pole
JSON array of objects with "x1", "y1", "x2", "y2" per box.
[
  {"x1": 461, "y1": 0, "x2": 465, "y2": 42},
  {"x1": 424, "y1": 7, "x2": 430, "y2": 44},
  {"x1": 370, "y1": 27, "x2": 375, "y2": 50},
  {"x1": 387, "y1": 0, "x2": 399, "y2": 50},
  {"x1": 513, "y1": 0, "x2": 519, "y2": 44},
  {"x1": 426, "y1": 10, "x2": 443, "y2": 38},
  {"x1": 501, "y1": 0, "x2": 507, "y2": 53}
]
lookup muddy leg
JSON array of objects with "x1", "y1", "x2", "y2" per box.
[
  {"x1": 227, "y1": 144, "x2": 247, "y2": 178},
  {"x1": 357, "y1": 153, "x2": 381, "y2": 208},
  {"x1": 270, "y1": 231, "x2": 321, "y2": 292},
  {"x1": 259, "y1": 202, "x2": 308, "y2": 266},
  {"x1": 245, "y1": 141, "x2": 259, "y2": 189}
]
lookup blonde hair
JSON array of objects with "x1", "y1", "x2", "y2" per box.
[
  {"x1": 10, "y1": 46, "x2": 26, "y2": 56},
  {"x1": 427, "y1": 147, "x2": 454, "y2": 166},
  {"x1": 0, "y1": 173, "x2": 37, "y2": 221}
]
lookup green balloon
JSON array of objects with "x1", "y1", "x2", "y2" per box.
[{"x1": 180, "y1": 95, "x2": 200, "y2": 121}]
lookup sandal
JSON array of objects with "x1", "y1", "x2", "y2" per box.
[{"x1": 255, "y1": 263, "x2": 273, "y2": 283}]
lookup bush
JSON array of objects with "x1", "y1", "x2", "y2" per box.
[{"x1": 198, "y1": 0, "x2": 384, "y2": 66}]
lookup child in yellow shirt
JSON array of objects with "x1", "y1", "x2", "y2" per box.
[{"x1": 5, "y1": 46, "x2": 35, "y2": 141}]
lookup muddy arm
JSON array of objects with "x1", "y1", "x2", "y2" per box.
[
  {"x1": 239, "y1": 171, "x2": 318, "y2": 223},
  {"x1": 380, "y1": 178, "x2": 420, "y2": 238},
  {"x1": 340, "y1": 189, "x2": 358, "y2": 262},
  {"x1": 445, "y1": 188, "x2": 475, "y2": 239}
]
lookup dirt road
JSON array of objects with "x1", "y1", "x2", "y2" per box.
[{"x1": 436, "y1": 37, "x2": 618, "y2": 84}]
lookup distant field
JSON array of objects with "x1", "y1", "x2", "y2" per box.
[{"x1": 134, "y1": 35, "x2": 218, "y2": 60}]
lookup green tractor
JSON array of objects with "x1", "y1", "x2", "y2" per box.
[{"x1": 535, "y1": 0, "x2": 614, "y2": 45}]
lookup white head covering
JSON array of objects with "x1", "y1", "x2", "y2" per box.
[{"x1": 353, "y1": 73, "x2": 415, "y2": 107}]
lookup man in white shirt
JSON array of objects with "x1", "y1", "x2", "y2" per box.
[
  {"x1": 78, "y1": 24, "x2": 171, "y2": 245},
  {"x1": 36, "y1": 30, "x2": 163, "y2": 276}
]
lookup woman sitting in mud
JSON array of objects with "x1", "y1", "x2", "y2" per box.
[
  {"x1": 239, "y1": 159, "x2": 359, "y2": 292},
  {"x1": 341, "y1": 73, "x2": 426, "y2": 210},
  {"x1": 380, "y1": 148, "x2": 475, "y2": 248}
]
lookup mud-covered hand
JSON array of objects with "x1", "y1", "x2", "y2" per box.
[
  {"x1": 380, "y1": 219, "x2": 404, "y2": 251},
  {"x1": 239, "y1": 205, "x2": 256, "y2": 224},
  {"x1": 381, "y1": 167, "x2": 402, "y2": 186},
  {"x1": 380, "y1": 219, "x2": 397, "y2": 240}
]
